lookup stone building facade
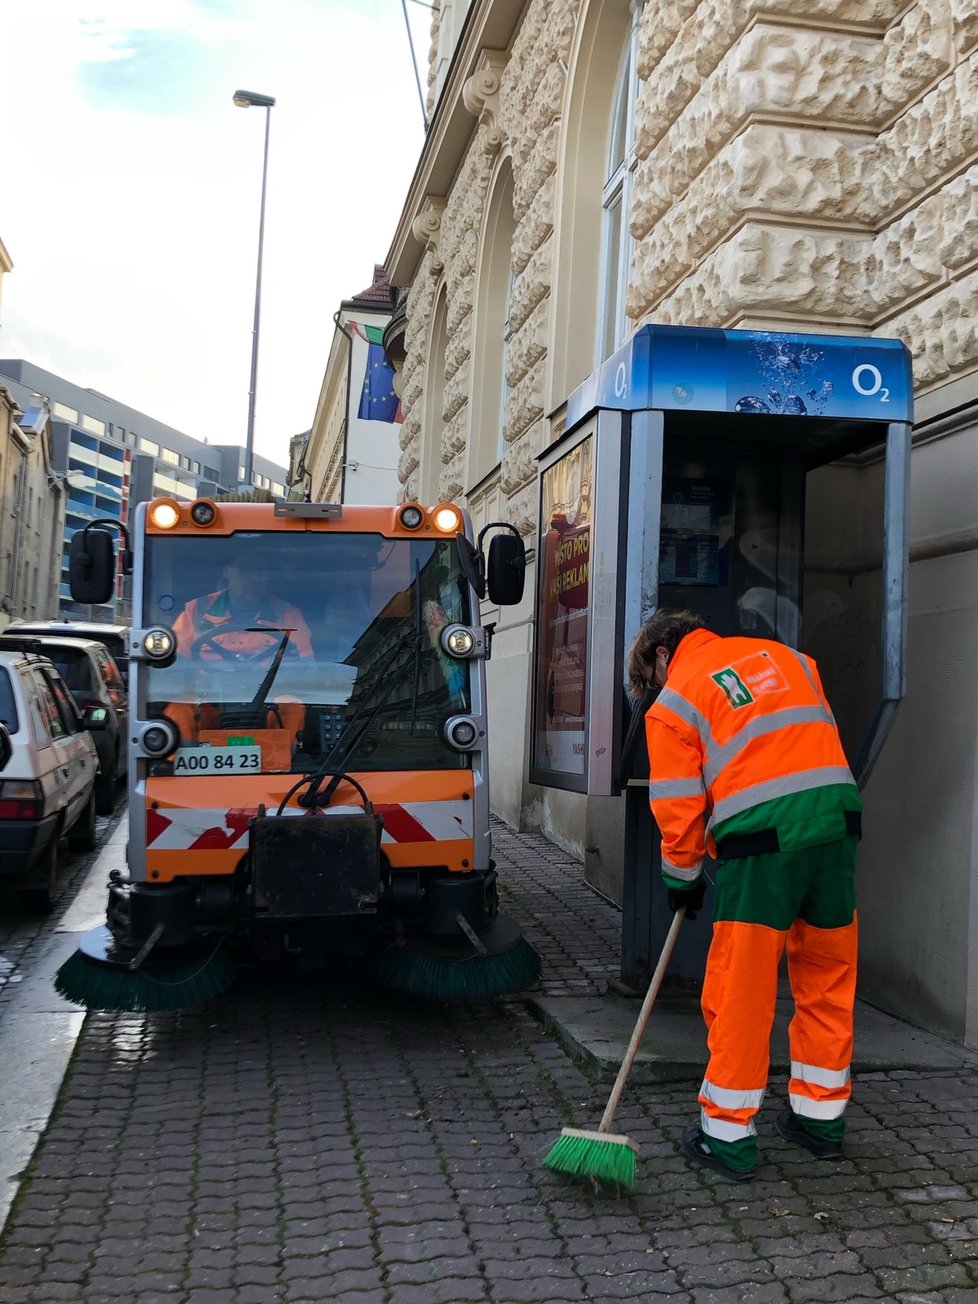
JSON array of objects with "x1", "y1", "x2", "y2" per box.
[{"x1": 381, "y1": 0, "x2": 978, "y2": 1044}]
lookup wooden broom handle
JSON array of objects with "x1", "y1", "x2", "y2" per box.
[{"x1": 599, "y1": 906, "x2": 686, "y2": 1134}]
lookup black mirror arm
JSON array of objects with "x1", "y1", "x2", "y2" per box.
[{"x1": 82, "y1": 519, "x2": 133, "y2": 574}]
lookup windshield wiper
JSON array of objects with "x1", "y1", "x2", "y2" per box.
[
  {"x1": 279, "y1": 627, "x2": 423, "y2": 813},
  {"x1": 219, "y1": 628, "x2": 293, "y2": 730}
]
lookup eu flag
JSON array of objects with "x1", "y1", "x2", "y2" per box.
[{"x1": 355, "y1": 323, "x2": 400, "y2": 423}]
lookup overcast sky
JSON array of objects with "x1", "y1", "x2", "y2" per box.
[{"x1": 0, "y1": 0, "x2": 430, "y2": 470}]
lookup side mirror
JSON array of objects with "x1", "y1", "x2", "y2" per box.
[
  {"x1": 486, "y1": 532, "x2": 526, "y2": 606},
  {"x1": 69, "y1": 527, "x2": 116, "y2": 605},
  {"x1": 0, "y1": 723, "x2": 11, "y2": 773},
  {"x1": 84, "y1": 706, "x2": 109, "y2": 730}
]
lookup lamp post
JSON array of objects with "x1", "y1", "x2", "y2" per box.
[{"x1": 233, "y1": 89, "x2": 276, "y2": 490}]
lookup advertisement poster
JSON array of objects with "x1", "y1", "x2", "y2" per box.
[{"x1": 532, "y1": 437, "x2": 593, "y2": 779}]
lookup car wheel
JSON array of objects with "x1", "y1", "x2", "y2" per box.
[
  {"x1": 22, "y1": 835, "x2": 59, "y2": 915},
  {"x1": 95, "y1": 757, "x2": 116, "y2": 815},
  {"x1": 68, "y1": 787, "x2": 98, "y2": 853}
]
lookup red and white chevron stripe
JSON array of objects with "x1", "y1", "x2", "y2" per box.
[{"x1": 146, "y1": 801, "x2": 473, "y2": 852}]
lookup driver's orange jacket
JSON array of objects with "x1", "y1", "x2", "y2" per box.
[{"x1": 172, "y1": 588, "x2": 313, "y2": 659}]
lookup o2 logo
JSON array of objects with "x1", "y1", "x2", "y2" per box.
[{"x1": 852, "y1": 363, "x2": 890, "y2": 403}]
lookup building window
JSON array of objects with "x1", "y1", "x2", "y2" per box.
[
  {"x1": 469, "y1": 158, "x2": 516, "y2": 489},
  {"x1": 139, "y1": 437, "x2": 160, "y2": 456},
  {"x1": 81, "y1": 414, "x2": 106, "y2": 437},
  {"x1": 272, "y1": 482, "x2": 284, "y2": 497},
  {"x1": 53, "y1": 402, "x2": 78, "y2": 422},
  {"x1": 599, "y1": 34, "x2": 636, "y2": 362},
  {"x1": 161, "y1": 447, "x2": 179, "y2": 465}
]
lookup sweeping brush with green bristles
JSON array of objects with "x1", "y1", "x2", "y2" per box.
[
  {"x1": 54, "y1": 925, "x2": 236, "y2": 1013},
  {"x1": 374, "y1": 911, "x2": 541, "y2": 1000},
  {"x1": 543, "y1": 907, "x2": 686, "y2": 1189}
]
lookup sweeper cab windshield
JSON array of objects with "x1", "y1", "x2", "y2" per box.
[{"x1": 143, "y1": 530, "x2": 472, "y2": 775}]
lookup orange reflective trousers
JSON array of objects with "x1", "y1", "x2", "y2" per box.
[{"x1": 698, "y1": 836, "x2": 858, "y2": 1163}]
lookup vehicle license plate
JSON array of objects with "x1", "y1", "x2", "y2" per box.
[{"x1": 172, "y1": 746, "x2": 262, "y2": 775}]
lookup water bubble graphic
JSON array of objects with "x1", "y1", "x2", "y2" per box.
[{"x1": 735, "y1": 395, "x2": 771, "y2": 414}]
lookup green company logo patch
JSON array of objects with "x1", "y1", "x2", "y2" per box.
[{"x1": 712, "y1": 667, "x2": 754, "y2": 708}]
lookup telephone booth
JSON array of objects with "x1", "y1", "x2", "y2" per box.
[{"x1": 531, "y1": 325, "x2": 913, "y2": 987}]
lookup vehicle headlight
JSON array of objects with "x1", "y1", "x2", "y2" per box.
[
  {"x1": 433, "y1": 503, "x2": 461, "y2": 533},
  {"x1": 444, "y1": 715, "x2": 481, "y2": 751},
  {"x1": 149, "y1": 499, "x2": 181, "y2": 530},
  {"x1": 398, "y1": 504, "x2": 424, "y2": 530},
  {"x1": 140, "y1": 720, "x2": 179, "y2": 757},
  {"x1": 142, "y1": 627, "x2": 175, "y2": 661},
  {"x1": 440, "y1": 624, "x2": 481, "y2": 658},
  {"x1": 190, "y1": 499, "x2": 217, "y2": 527}
]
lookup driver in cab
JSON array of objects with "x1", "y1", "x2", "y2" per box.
[
  {"x1": 167, "y1": 555, "x2": 312, "y2": 759},
  {"x1": 172, "y1": 554, "x2": 313, "y2": 660}
]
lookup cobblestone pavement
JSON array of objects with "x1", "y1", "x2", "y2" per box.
[{"x1": 1, "y1": 820, "x2": 976, "y2": 1303}]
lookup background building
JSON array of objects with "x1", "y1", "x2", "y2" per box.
[
  {"x1": 376, "y1": 1, "x2": 978, "y2": 1045},
  {"x1": 0, "y1": 359, "x2": 289, "y2": 621},
  {"x1": 299, "y1": 266, "x2": 402, "y2": 505}
]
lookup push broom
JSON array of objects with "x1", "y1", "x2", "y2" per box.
[{"x1": 543, "y1": 905, "x2": 686, "y2": 1189}]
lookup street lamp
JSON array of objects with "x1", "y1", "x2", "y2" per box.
[{"x1": 233, "y1": 88, "x2": 276, "y2": 489}]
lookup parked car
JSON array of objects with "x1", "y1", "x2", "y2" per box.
[
  {"x1": 0, "y1": 635, "x2": 128, "y2": 814},
  {"x1": 0, "y1": 644, "x2": 99, "y2": 911},
  {"x1": 5, "y1": 620, "x2": 129, "y2": 686}
]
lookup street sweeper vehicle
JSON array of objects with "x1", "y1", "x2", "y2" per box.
[{"x1": 56, "y1": 495, "x2": 538, "y2": 1011}]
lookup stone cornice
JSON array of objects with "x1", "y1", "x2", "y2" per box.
[{"x1": 386, "y1": 0, "x2": 526, "y2": 287}]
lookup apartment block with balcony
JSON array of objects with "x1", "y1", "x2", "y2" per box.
[{"x1": 0, "y1": 359, "x2": 288, "y2": 622}]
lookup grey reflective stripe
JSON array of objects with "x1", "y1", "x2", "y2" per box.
[
  {"x1": 653, "y1": 688, "x2": 714, "y2": 749},
  {"x1": 699, "y1": 1079, "x2": 767, "y2": 1111},
  {"x1": 789, "y1": 1092, "x2": 848, "y2": 1120},
  {"x1": 790, "y1": 1061, "x2": 850, "y2": 1090},
  {"x1": 790, "y1": 649, "x2": 837, "y2": 723},
  {"x1": 699, "y1": 1106, "x2": 756, "y2": 1142},
  {"x1": 650, "y1": 777, "x2": 706, "y2": 801},
  {"x1": 702, "y1": 705, "x2": 839, "y2": 787},
  {"x1": 711, "y1": 766, "x2": 857, "y2": 824},
  {"x1": 662, "y1": 854, "x2": 703, "y2": 881}
]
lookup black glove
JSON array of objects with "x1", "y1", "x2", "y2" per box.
[{"x1": 667, "y1": 877, "x2": 706, "y2": 920}]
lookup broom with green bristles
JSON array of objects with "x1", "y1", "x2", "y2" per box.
[{"x1": 543, "y1": 906, "x2": 686, "y2": 1189}]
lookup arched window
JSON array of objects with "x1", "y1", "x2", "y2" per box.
[
  {"x1": 549, "y1": 0, "x2": 635, "y2": 407},
  {"x1": 468, "y1": 158, "x2": 516, "y2": 489},
  {"x1": 421, "y1": 286, "x2": 449, "y2": 504},
  {"x1": 599, "y1": 34, "x2": 637, "y2": 361}
]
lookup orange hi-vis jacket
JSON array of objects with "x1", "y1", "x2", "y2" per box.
[
  {"x1": 645, "y1": 629, "x2": 861, "y2": 887},
  {"x1": 172, "y1": 589, "x2": 313, "y2": 659}
]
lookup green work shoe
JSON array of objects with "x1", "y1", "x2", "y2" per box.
[
  {"x1": 681, "y1": 1125, "x2": 755, "y2": 1183},
  {"x1": 776, "y1": 1108, "x2": 844, "y2": 1160}
]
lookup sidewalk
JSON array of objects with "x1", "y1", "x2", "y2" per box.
[
  {"x1": 0, "y1": 816, "x2": 976, "y2": 1304},
  {"x1": 490, "y1": 822, "x2": 978, "y2": 1084}
]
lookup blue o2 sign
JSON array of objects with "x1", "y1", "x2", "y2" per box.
[{"x1": 565, "y1": 325, "x2": 913, "y2": 429}]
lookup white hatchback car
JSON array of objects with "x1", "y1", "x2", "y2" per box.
[{"x1": 0, "y1": 645, "x2": 99, "y2": 910}]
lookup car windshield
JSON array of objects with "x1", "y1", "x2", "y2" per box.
[
  {"x1": 143, "y1": 531, "x2": 473, "y2": 774},
  {"x1": 46, "y1": 650, "x2": 95, "y2": 694}
]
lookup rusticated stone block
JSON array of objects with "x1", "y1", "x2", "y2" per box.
[
  {"x1": 513, "y1": 122, "x2": 558, "y2": 213},
  {"x1": 504, "y1": 362, "x2": 546, "y2": 442},
  {"x1": 938, "y1": 165, "x2": 978, "y2": 270},
  {"x1": 507, "y1": 296, "x2": 549, "y2": 390},
  {"x1": 508, "y1": 240, "x2": 552, "y2": 336},
  {"x1": 953, "y1": 0, "x2": 978, "y2": 54},
  {"x1": 442, "y1": 359, "x2": 471, "y2": 424},
  {"x1": 513, "y1": 172, "x2": 555, "y2": 275}
]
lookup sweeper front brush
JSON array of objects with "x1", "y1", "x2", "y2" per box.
[
  {"x1": 375, "y1": 912, "x2": 541, "y2": 1000},
  {"x1": 54, "y1": 925, "x2": 236, "y2": 1013}
]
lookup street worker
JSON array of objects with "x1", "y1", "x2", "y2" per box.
[
  {"x1": 172, "y1": 553, "x2": 313, "y2": 660},
  {"x1": 627, "y1": 608, "x2": 862, "y2": 1183}
]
